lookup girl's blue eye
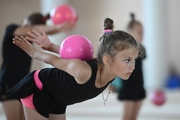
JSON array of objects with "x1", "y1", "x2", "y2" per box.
[{"x1": 125, "y1": 59, "x2": 130, "y2": 63}]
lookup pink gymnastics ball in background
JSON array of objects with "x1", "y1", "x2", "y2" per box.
[
  {"x1": 50, "y1": 4, "x2": 78, "y2": 25},
  {"x1": 149, "y1": 90, "x2": 166, "y2": 106}
]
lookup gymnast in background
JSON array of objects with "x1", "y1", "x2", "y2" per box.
[{"x1": 0, "y1": 12, "x2": 74, "y2": 120}]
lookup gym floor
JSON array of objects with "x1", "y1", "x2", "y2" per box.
[{"x1": 0, "y1": 89, "x2": 179, "y2": 120}]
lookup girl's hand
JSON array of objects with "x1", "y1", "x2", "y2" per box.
[
  {"x1": 58, "y1": 15, "x2": 78, "y2": 33},
  {"x1": 13, "y1": 36, "x2": 36, "y2": 58},
  {"x1": 25, "y1": 28, "x2": 52, "y2": 50},
  {"x1": 57, "y1": 22, "x2": 75, "y2": 33}
]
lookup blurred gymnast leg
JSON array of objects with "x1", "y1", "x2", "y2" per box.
[
  {"x1": 23, "y1": 105, "x2": 48, "y2": 120},
  {"x1": 49, "y1": 113, "x2": 66, "y2": 120},
  {"x1": 122, "y1": 100, "x2": 143, "y2": 120},
  {"x1": 1, "y1": 99, "x2": 25, "y2": 120}
]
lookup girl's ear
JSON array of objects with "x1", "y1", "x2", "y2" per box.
[{"x1": 103, "y1": 55, "x2": 112, "y2": 66}]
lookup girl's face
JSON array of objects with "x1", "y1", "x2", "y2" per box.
[
  {"x1": 129, "y1": 24, "x2": 143, "y2": 43},
  {"x1": 109, "y1": 47, "x2": 139, "y2": 80}
]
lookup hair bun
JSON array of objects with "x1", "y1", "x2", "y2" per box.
[
  {"x1": 45, "y1": 13, "x2": 50, "y2": 20},
  {"x1": 130, "y1": 13, "x2": 135, "y2": 21},
  {"x1": 103, "y1": 18, "x2": 114, "y2": 30}
]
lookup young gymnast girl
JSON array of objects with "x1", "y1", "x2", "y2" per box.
[{"x1": 7, "y1": 18, "x2": 140, "y2": 120}]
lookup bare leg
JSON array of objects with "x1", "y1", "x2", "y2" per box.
[
  {"x1": 23, "y1": 105, "x2": 48, "y2": 120},
  {"x1": 122, "y1": 100, "x2": 134, "y2": 120},
  {"x1": 132, "y1": 100, "x2": 143, "y2": 119},
  {"x1": 1, "y1": 99, "x2": 25, "y2": 120},
  {"x1": 49, "y1": 113, "x2": 66, "y2": 120},
  {"x1": 122, "y1": 100, "x2": 143, "y2": 120},
  {"x1": 23, "y1": 106, "x2": 66, "y2": 120}
]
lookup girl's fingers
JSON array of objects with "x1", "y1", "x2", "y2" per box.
[
  {"x1": 40, "y1": 28, "x2": 46, "y2": 36},
  {"x1": 12, "y1": 38, "x2": 17, "y2": 44},
  {"x1": 13, "y1": 38, "x2": 23, "y2": 47},
  {"x1": 14, "y1": 36, "x2": 23, "y2": 41},
  {"x1": 20, "y1": 36, "x2": 27, "y2": 40},
  {"x1": 32, "y1": 29, "x2": 42, "y2": 37},
  {"x1": 13, "y1": 36, "x2": 27, "y2": 43},
  {"x1": 27, "y1": 31, "x2": 38, "y2": 38},
  {"x1": 25, "y1": 36, "x2": 36, "y2": 42},
  {"x1": 14, "y1": 36, "x2": 20, "y2": 39},
  {"x1": 12, "y1": 36, "x2": 33, "y2": 52}
]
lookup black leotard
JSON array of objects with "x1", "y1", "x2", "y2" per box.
[
  {"x1": 0, "y1": 24, "x2": 32, "y2": 101},
  {"x1": 7, "y1": 59, "x2": 113, "y2": 117}
]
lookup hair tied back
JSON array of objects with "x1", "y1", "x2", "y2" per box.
[
  {"x1": 104, "y1": 29, "x2": 112, "y2": 33},
  {"x1": 42, "y1": 17, "x2": 46, "y2": 22},
  {"x1": 42, "y1": 13, "x2": 50, "y2": 22}
]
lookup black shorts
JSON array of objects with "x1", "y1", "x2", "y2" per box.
[{"x1": 118, "y1": 86, "x2": 146, "y2": 101}]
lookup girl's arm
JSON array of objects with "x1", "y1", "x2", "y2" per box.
[
  {"x1": 13, "y1": 22, "x2": 75, "y2": 36},
  {"x1": 13, "y1": 36, "x2": 91, "y2": 84}
]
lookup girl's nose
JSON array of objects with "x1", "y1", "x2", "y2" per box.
[{"x1": 131, "y1": 62, "x2": 135, "y2": 71}]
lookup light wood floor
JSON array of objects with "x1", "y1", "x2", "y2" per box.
[{"x1": 0, "y1": 89, "x2": 179, "y2": 120}]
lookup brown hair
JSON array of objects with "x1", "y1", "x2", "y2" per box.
[
  {"x1": 97, "y1": 30, "x2": 139, "y2": 65},
  {"x1": 127, "y1": 13, "x2": 142, "y2": 30},
  {"x1": 103, "y1": 18, "x2": 114, "y2": 30},
  {"x1": 127, "y1": 13, "x2": 145, "y2": 58},
  {"x1": 27, "y1": 13, "x2": 50, "y2": 25}
]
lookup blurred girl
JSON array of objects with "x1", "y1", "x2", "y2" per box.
[
  {"x1": 117, "y1": 13, "x2": 146, "y2": 120},
  {"x1": 0, "y1": 12, "x2": 74, "y2": 120}
]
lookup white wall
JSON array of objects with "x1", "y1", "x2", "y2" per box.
[
  {"x1": 166, "y1": 0, "x2": 180, "y2": 74},
  {"x1": 142, "y1": 0, "x2": 169, "y2": 89}
]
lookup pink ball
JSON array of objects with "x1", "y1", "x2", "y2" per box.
[
  {"x1": 59, "y1": 35, "x2": 94, "y2": 61},
  {"x1": 50, "y1": 4, "x2": 77, "y2": 25},
  {"x1": 150, "y1": 90, "x2": 166, "y2": 106}
]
